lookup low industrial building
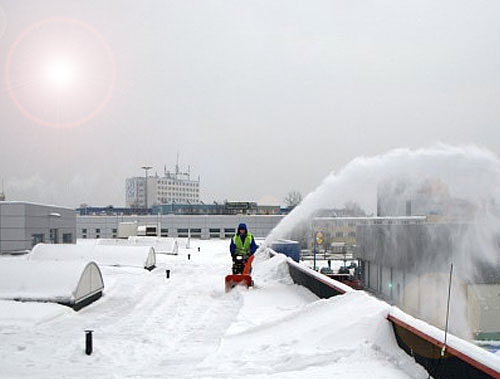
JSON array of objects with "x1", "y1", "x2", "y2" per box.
[
  {"x1": 0, "y1": 202, "x2": 76, "y2": 254},
  {"x1": 356, "y1": 222, "x2": 500, "y2": 340},
  {"x1": 77, "y1": 214, "x2": 284, "y2": 240},
  {"x1": 77, "y1": 202, "x2": 283, "y2": 216},
  {"x1": 312, "y1": 216, "x2": 426, "y2": 249}
]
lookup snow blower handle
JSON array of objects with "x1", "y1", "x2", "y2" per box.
[{"x1": 243, "y1": 254, "x2": 255, "y2": 275}]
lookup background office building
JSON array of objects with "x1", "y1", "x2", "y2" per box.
[
  {"x1": 376, "y1": 177, "x2": 477, "y2": 220},
  {"x1": 126, "y1": 164, "x2": 200, "y2": 208}
]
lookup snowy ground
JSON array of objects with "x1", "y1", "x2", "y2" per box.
[{"x1": 0, "y1": 240, "x2": 429, "y2": 378}]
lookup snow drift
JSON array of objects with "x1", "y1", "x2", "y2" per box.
[
  {"x1": 31, "y1": 243, "x2": 156, "y2": 270},
  {"x1": 0, "y1": 258, "x2": 104, "y2": 310},
  {"x1": 127, "y1": 236, "x2": 179, "y2": 255},
  {"x1": 78, "y1": 237, "x2": 179, "y2": 255}
]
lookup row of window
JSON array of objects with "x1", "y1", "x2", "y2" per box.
[
  {"x1": 158, "y1": 198, "x2": 198, "y2": 203},
  {"x1": 332, "y1": 231, "x2": 356, "y2": 238},
  {"x1": 158, "y1": 187, "x2": 199, "y2": 193},
  {"x1": 316, "y1": 219, "x2": 424, "y2": 227},
  {"x1": 158, "y1": 193, "x2": 198, "y2": 199},
  {"x1": 80, "y1": 228, "x2": 235, "y2": 237},
  {"x1": 158, "y1": 181, "x2": 199, "y2": 187},
  {"x1": 158, "y1": 192, "x2": 199, "y2": 198},
  {"x1": 31, "y1": 232, "x2": 73, "y2": 246}
]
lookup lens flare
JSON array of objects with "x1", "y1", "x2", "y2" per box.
[
  {"x1": 43, "y1": 57, "x2": 77, "y2": 91},
  {"x1": 5, "y1": 18, "x2": 116, "y2": 128},
  {"x1": 0, "y1": 7, "x2": 6, "y2": 40}
]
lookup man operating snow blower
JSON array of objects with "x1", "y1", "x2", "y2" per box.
[
  {"x1": 225, "y1": 223, "x2": 258, "y2": 291},
  {"x1": 229, "y1": 223, "x2": 258, "y2": 274}
]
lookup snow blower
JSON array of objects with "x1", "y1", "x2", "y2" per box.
[{"x1": 225, "y1": 254, "x2": 255, "y2": 292}]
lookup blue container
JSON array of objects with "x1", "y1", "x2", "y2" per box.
[{"x1": 271, "y1": 240, "x2": 300, "y2": 262}]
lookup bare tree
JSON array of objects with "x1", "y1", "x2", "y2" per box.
[
  {"x1": 343, "y1": 201, "x2": 367, "y2": 216},
  {"x1": 284, "y1": 190, "x2": 303, "y2": 208}
]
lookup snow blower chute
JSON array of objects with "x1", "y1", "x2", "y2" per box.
[{"x1": 225, "y1": 254, "x2": 255, "y2": 292}]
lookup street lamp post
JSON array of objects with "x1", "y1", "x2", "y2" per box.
[{"x1": 141, "y1": 166, "x2": 152, "y2": 213}]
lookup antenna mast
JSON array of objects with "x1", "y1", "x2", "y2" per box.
[
  {"x1": 0, "y1": 179, "x2": 5, "y2": 201},
  {"x1": 176, "y1": 153, "x2": 180, "y2": 176},
  {"x1": 442, "y1": 263, "x2": 454, "y2": 357}
]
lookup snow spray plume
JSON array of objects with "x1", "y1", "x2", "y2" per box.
[{"x1": 266, "y1": 144, "x2": 500, "y2": 339}]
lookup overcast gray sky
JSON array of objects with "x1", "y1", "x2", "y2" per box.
[{"x1": 1, "y1": 0, "x2": 500, "y2": 207}]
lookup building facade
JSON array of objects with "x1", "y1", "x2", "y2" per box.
[
  {"x1": 77, "y1": 214, "x2": 284, "y2": 240},
  {"x1": 311, "y1": 216, "x2": 426, "y2": 252},
  {"x1": 377, "y1": 177, "x2": 477, "y2": 221},
  {"x1": 0, "y1": 202, "x2": 76, "y2": 254},
  {"x1": 77, "y1": 203, "x2": 282, "y2": 216},
  {"x1": 126, "y1": 165, "x2": 200, "y2": 208}
]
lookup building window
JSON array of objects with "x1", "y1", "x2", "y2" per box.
[
  {"x1": 62, "y1": 233, "x2": 73, "y2": 243},
  {"x1": 49, "y1": 229, "x2": 58, "y2": 244},
  {"x1": 96, "y1": 228, "x2": 101, "y2": 233},
  {"x1": 82, "y1": 228, "x2": 87, "y2": 234},
  {"x1": 335, "y1": 232, "x2": 344, "y2": 238},
  {"x1": 32, "y1": 233, "x2": 45, "y2": 247},
  {"x1": 112, "y1": 228, "x2": 117, "y2": 233}
]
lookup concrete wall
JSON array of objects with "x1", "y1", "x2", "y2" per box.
[
  {"x1": 0, "y1": 202, "x2": 76, "y2": 253},
  {"x1": 77, "y1": 214, "x2": 284, "y2": 240}
]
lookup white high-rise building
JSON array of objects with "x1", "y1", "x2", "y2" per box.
[{"x1": 126, "y1": 164, "x2": 200, "y2": 208}]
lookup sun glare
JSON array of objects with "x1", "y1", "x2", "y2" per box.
[
  {"x1": 44, "y1": 57, "x2": 76, "y2": 90},
  {"x1": 5, "y1": 17, "x2": 116, "y2": 128}
]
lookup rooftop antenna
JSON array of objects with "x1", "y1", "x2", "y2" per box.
[
  {"x1": 176, "y1": 153, "x2": 180, "y2": 176},
  {"x1": 0, "y1": 179, "x2": 5, "y2": 201},
  {"x1": 442, "y1": 263, "x2": 454, "y2": 357}
]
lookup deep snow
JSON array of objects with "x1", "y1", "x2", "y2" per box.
[{"x1": 0, "y1": 240, "x2": 429, "y2": 378}]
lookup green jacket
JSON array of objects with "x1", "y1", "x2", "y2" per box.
[{"x1": 232, "y1": 233, "x2": 254, "y2": 257}]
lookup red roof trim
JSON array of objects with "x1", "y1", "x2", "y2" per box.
[{"x1": 387, "y1": 314, "x2": 500, "y2": 379}]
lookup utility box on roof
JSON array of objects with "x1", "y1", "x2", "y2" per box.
[
  {"x1": 118, "y1": 221, "x2": 138, "y2": 239},
  {"x1": 271, "y1": 240, "x2": 300, "y2": 262}
]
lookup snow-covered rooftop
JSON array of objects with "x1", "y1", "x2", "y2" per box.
[{"x1": 0, "y1": 239, "x2": 497, "y2": 378}]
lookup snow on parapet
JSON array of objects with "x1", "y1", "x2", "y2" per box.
[
  {"x1": 31, "y1": 243, "x2": 156, "y2": 270},
  {"x1": 268, "y1": 247, "x2": 354, "y2": 295},
  {"x1": 127, "y1": 236, "x2": 179, "y2": 255},
  {"x1": 252, "y1": 252, "x2": 294, "y2": 286}
]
